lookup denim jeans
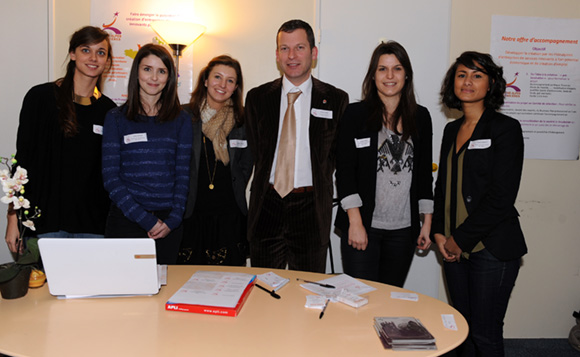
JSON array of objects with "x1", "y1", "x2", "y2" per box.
[
  {"x1": 340, "y1": 226, "x2": 415, "y2": 287},
  {"x1": 37, "y1": 231, "x2": 104, "y2": 238},
  {"x1": 444, "y1": 248, "x2": 520, "y2": 357}
]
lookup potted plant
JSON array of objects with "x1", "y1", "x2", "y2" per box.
[{"x1": 0, "y1": 155, "x2": 42, "y2": 299}]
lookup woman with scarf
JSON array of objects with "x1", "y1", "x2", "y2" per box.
[{"x1": 178, "y1": 55, "x2": 252, "y2": 266}]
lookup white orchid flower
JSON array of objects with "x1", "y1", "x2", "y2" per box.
[
  {"x1": 0, "y1": 169, "x2": 10, "y2": 181},
  {"x1": 22, "y1": 220, "x2": 36, "y2": 231},
  {"x1": 13, "y1": 166, "x2": 29, "y2": 185},
  {"x1": 13, "y1": 196, "x2": 30, "y2": 210}
]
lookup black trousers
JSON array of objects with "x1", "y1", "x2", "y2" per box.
[
  {"x1": 105, "y1": 204, "x2": 183, "y2": 265},
  {"x1": 340, "y1": 226, "x2": 415, "y2": 287},
  {"x1": 249, "y1": 188, "x2": 326, "y2": 273}
]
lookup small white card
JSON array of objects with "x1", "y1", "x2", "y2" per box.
[
  {"x1": 390, "y1": 292, "x2": 419, "y2": 301},
  {"x1": 305, "y1": 295, "x2": 327, "y2": 309},
  {"x1": 93, "y1": 125, "x2": 103, "y2": 135},
  {"x1": 355, "y1": 137, "x2": 371, "y2": 148},
  {"x1": 311, "y1": 108, "x2": 333, "y2": 119},
  {"x1": 442, "y1": 314, "x2": 458, "y2": 330},
  {"x1": 229, "y1": 139, "x2": 247, "y2": 148},
  {"x1": 257, "y1": 272, "x2": 289, "y2": 291},
  {"x1": 124, "y1": 133, "x2": 148, "y2": 144},
  {"x1": 468, "y1": 139, "x2": 491, "y2": 150}
]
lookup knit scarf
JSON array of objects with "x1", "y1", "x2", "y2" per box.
[{"x1": 200, "y1": 98, "x2": 235, "y2": 165}]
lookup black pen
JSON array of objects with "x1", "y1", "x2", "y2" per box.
[
  {"x1": 296, "y1": 278, "x2": 335, "y2": 289},
  {"x1": 319, "y1": 299, "x2": 330, "y2": 319},
  {"x1": 255, "y1": 283, "x2": 281, "y2": 299}
]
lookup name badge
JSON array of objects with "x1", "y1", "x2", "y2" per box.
[
  {"x1": 468, "y1": 139, "x2": 491, "y2": 150},
  {"x1": 355, "y1": 138, "x2": 371, "y2": 148},
  {"x1": 311, "y1": 108, "x2": 333, "y2": 119},
  {"x1": 124, "y1": 133, "x2": 148, "y2": 144},
  {"x1": 229, "y1": 139, "x2": 247, "y2": 148},
  {"x1": 93, "y1": 125, "x2": 103, "y2": 135}
]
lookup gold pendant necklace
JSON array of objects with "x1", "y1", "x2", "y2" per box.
[{"x1": 203, "y1": 135, "x2": 217, "y2": 190}]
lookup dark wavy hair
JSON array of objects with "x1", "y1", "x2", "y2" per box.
[
  {"x1": 123, "y1": 44, "x2": 181, "y2": 123},
  {"x1": 56, "y1": 26, "x2": 112, "y2": 137},
  {"x1": 188, "y1": 55, "x2": 244, "y2": 126},
  {"x1": 361, "y1": 41, "x2": 417, "y2": 141},
  {"x1": 277, "y1": 19, "x2": 315, "y2": 49},
  {"x1": 440, "y1": 51, "x2": 506, "y2": 110}
]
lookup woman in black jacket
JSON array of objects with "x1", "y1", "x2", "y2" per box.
[
  {"x1": 434, "y1": 51, "x2": 527, "y2": 356},
  {"x1": 335, "y1": 41, "x2": 433, "y2": 287}
]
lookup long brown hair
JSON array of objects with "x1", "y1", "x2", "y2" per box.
[
  {"x1": 188, "y1": 55, "x2": 244, "y2": 126},
  {"x1": 56, "y1": 26, "x2": 112, "y2": 137},
  {"x1": 361, "y1": 41, "x2": 417, "y2": 141},
  {"x1": 123, "y1": 44, "x2": 181, "y2": 123}
]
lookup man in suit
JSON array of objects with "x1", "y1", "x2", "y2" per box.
[{"x1": 245, "y1": 19, "x2": 349, "y2": 273}]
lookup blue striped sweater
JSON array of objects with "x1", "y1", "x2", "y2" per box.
[{"x1": 102, "y1": 107, "x2": 192, "y2": 231}]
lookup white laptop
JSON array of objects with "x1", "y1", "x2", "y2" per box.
[{"x1": 38, "y1": 238, "x2": 163, "y2": 298}]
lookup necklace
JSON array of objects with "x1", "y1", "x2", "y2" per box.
[
  {"x1": 203, "y1": 135, "x2": 217, "y2": 190},
  {"x1": 73, "y1": 87, "x2": 101, "y2": 106}
]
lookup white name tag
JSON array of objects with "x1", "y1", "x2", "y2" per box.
[
  {"x1": 93, "y1": 125, "x2": 103, "y2": 135},
  {"x1": 229, "y1": 139, "x2": 247, "y2": 148},
  {"x1": 468, "y1": 139, "x2": 491, "y2": 150},
  {"x1": 355, "y1": 138, "x2": 371, "y2": 148},
  {"x1": 124, "y1": 133, "x2": 148, "y2": 144},
  {"x1": 311, "y1": 108, "x2": 333, "y2": 119}
]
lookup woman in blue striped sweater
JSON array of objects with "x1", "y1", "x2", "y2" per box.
[{"x1": 102, "y1": 44, "x2": 192, "y2": 264}]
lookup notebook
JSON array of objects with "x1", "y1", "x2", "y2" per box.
[{"x1": 38, "y1": 238, "x2": 162, "y2": 298}]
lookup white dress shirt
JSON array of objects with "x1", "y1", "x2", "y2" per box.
[{"x1": 269, "y1": 75, "x2": 313, "y2": 188}]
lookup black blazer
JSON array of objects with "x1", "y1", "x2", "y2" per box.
[
  {"x1": 432, "y1": 108, "x2": 527, "y2": 261},
  {"x1": 245, "y1": 77, "x2": 349, "y2": 244},
  {"x1": 183, "y1": 106, "x2": 253, "y2": 219},
  {"x1": 334, "y1": 102, "x2": 433, "y2": 239}
]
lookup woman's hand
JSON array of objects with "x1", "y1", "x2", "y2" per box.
[
  {"x1": 348, "y1": 221, "x2": 368, "y2": 251},
  {"x1": 417, "y1": 229, "x2": 432, "y2": 250},
  {"x1": 434, "y1": 233, "x2": 457, "y2": 262},
  {"x1": 417, "y1": 213, "x2": 432, "y2": 250},
  {"x1": 444, "y1": 236, "x2": 462, "y2": 261},
  {"x1": 346, "y1": 207, "x2": 368, "y2": 250},
  {"x1": 148, "y1": 220, "x2": 171, "y2": 240},
  {"x1": 5, "y1": 210, "x2": 21, "y2": 253}
]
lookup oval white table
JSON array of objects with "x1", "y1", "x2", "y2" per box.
[{"x1": 0, "y1": 265, "x2": 467, "y2": 356}]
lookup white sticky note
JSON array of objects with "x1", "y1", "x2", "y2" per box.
[{"x1": 442, "y1": 314, "x2": 458, "y2": 330}]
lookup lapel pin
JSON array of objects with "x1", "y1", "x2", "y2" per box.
[{"x1": 323, "y1": 99, "x2": 327, "y2": 104}]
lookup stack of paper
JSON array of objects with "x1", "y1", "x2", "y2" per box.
[
  {"x1": 373, "y1": 317, "x2": 437, "y2": 351},
  {"x1": 166, "y1": 271, "x2": 256, "y2": 317}
]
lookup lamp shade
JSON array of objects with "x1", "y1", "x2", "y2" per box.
[{"x1": 150, "y1": 21, "x2": 206, "y2": 47}]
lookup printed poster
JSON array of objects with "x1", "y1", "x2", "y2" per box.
[
  {"x1": 91, "y1": 1, "x2": 199, "y2": 105},
  {"x1": 491, "y1": 15, "x2": 580, "y2": 160}
]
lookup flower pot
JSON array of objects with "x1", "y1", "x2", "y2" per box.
[{"x1": 0, "y1": 266, "x2": 32, "y2": 299}]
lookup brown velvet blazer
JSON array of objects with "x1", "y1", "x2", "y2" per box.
[{"x1": 245, "y1": 77, "x2": 349, "y2": 245}]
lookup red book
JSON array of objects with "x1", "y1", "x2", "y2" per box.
[{"x1": 165, "y1": 272, "x2": 256, "y2": 317}]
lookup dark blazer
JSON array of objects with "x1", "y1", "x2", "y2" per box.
[
  {"x1": 183, "y1": 106, "x2": 253, "y2": 219},
  {"x1": 334, "y1": 102, "x2": 433, "y2": 239},
  {"x1": 432, "y1": 108, "x2": 527, "y2": 261},
  {"x1": 245, "y1": 77, "x2": 349, "y2": 244}
]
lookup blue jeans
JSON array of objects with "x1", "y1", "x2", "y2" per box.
[
  {"x1": 37, "y1": 231, "x2": 104, "y2": 238},
  {"x1": 341, "y1": 226, "x2": 415, "y2": 287},
  {"x1": 444, "y1": 248, "x2": 520, "y2": 357}
]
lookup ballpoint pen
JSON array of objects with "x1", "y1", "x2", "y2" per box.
[
  {"x1": 296, "y1": 278, "x2": 335, "y2": 289},
  {"x1": 319, "y1": 299, "x2": 330, "y2": 319},
  {"x1": 255, "y1": 283, "x2": 281, "y2": 299}
]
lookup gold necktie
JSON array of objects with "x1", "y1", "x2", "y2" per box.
[{"x1": 274, "y1": 90, "x2": 302, "y2": 197}]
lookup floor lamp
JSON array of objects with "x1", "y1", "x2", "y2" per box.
[{"x1": 150, "y1": 20, "x2": 206, "y2": 75}]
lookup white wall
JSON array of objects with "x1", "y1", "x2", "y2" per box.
[{"x1": 0, "y1": 0, "x2": 50, "y2": 264}]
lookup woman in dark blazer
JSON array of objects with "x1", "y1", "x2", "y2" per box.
[
  {"x1": 335, "y1": 41, "x2": 433, "y2": 287},
  {"x1": 434, "y1": 51, "x2": 527, "y2": 356},
  {"x1": 178, "y1": 55, "x2": 253, "y2": 266}
]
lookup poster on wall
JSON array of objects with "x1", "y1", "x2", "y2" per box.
[
  {"x1": 91, "y1": 1, "x2": 199, "y2": 105},
  {"x1": 491, "y1": 15, "x2": 580, "y2": 160}
]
